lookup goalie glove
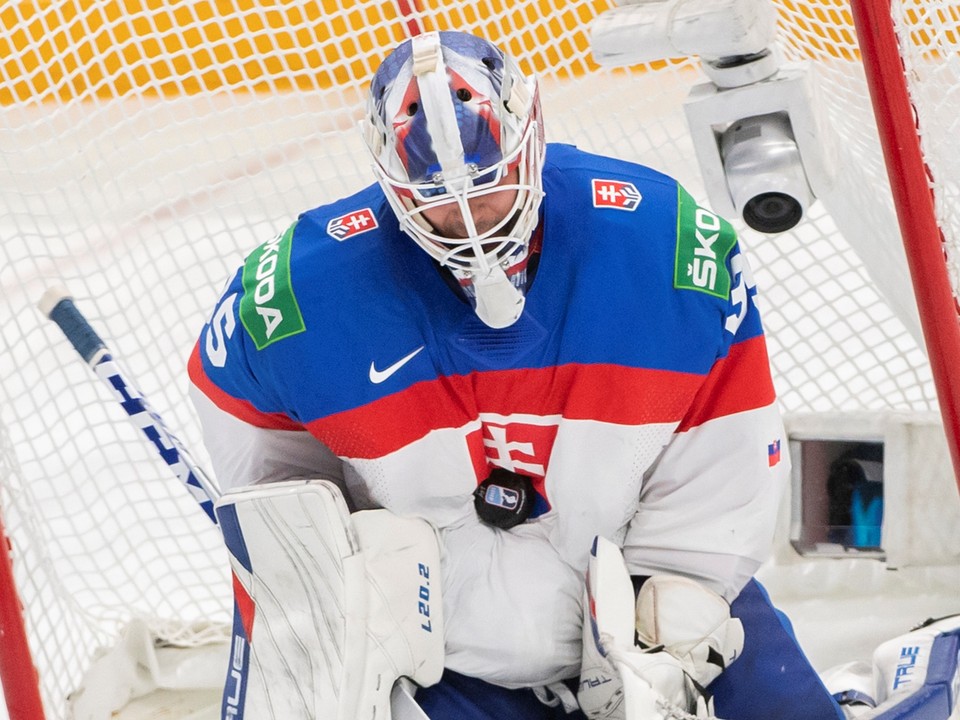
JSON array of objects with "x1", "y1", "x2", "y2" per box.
[
  {"x1": 577, "y1": 537, "x2": 743, "y2": 720},
  {"x1": 635, "y1": 574, "x2": 745, "y2": 693}
]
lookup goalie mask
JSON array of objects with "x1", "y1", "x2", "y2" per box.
[{"x1": 362, "y1": 31, "x2": 545, "y2": 328}]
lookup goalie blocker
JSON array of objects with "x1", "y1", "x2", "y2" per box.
[{"x1": 214, "y1": 479, "x2": 444, "y2": 720}]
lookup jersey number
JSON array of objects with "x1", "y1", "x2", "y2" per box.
[{"x1": 205, "y1": 293, "x2": 237, "y2": 368}]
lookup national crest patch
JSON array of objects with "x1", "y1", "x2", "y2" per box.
[
  {"x1": 591, "y1": 179, "x2": 642, "y2": 211},
  {"x1": 768, "y1": 439, "x2": 782, "y2": 467},
  {"x1": 326, "y1": 208, "x2": 378, "y2": 240}
]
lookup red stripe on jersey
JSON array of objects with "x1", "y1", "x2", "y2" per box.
[
  {"x1": 188, "y1": 342, "x2": 304, "y2": 431},
  {"x1": 676, "y1": 335, "x2": 776, "y2": 433},
  {"x1": 307, "y1": 363, "x2": 706, "y2": 459}
]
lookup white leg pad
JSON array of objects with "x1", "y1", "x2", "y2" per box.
[{"x1": 216, "y1": 479, "x2": 444, "y2": 720}]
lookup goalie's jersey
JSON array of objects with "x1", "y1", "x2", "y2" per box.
[{"x1": 189, "y1": 143, "x2": 788, "y2": 688}]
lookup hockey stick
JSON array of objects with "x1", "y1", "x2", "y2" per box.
[{"x1": 39, "y1": 287, "x2": 219, "y2": 523}]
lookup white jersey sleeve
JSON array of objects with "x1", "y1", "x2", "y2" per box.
[
  {"x1": 189, "y1": 383, "x2": 344, "y2": 493},
  {"x1": 623, "y1": 402, "x2": 788, "y2": 600}
]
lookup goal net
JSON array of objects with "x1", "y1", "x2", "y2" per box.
[{"x1": 0, "y1": 0, "x2": 957, "y2": 717}]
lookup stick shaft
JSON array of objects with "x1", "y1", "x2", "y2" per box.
[{"x1": 40, "y1": 289, "x2": 219, "y2": 522}]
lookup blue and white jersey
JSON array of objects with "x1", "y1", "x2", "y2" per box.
[{"x1": 189, "y1": 143, "x2": 788, "y2": 688}]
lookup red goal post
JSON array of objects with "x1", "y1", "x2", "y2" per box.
[
  {"x1": 1, "y1": 0, "x2": 960, "y2": 718},
  {"x1": 850, "y1": 0, "x2": 960, "y2": 490},
  {"x1": 0, "y1": 503, "x2": 44, "y2": 720}
]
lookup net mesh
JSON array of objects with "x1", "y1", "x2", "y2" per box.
[
  {"x1": 897, "y1": 1, "x2": 960, "y2": 303},
  {"x1": 0, "y1": 0, "x2": 956, "y2": 715}
]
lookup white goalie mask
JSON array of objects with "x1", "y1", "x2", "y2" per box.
[{"x1": 362, "y1": 31, "x2": 545, "y2": 328}]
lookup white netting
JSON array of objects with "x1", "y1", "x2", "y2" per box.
[
  {"x1": 896, "y1": 2, "x2": 960, "y2": 301},
  {"x1": 0, "y1": 0, "x2": 956, "y2": 716}
]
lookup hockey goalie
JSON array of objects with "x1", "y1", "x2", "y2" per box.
[{"x1": 188, "y1": 28, "x2": 960, "y2": 720}]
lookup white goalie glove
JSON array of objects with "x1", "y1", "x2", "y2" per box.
[
  {"x1": 215, "y1": 479, "x2": 444, "y2": 720},
  {"x1": 577, "y1": 537, "x2": 744, "y2": 720}
]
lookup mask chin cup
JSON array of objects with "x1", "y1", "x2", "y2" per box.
[{"x1": 471, "y1": 266, "x2": 525, "y2": 329}]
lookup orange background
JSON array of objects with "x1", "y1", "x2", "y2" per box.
[{"x1": 2, "y1": 0, "x2": 954, "y2": 105}]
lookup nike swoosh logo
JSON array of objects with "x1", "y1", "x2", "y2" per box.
[{"x1": 368, "y1": 346, "x2": 425, "y2": 384}]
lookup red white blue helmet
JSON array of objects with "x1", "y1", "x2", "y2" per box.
[{"x1": 362, "y1": 31, "x2": 545, "y2": 328}]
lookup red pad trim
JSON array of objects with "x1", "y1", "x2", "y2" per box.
[{"x1": 232, "y1": 571, "x2": 256, "y2": 642}]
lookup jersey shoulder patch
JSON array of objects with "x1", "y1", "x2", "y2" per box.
[
  {"x1": 544, "y1": 143, "x2": 679, "y2": 220},
  {"x1": 326, "y1": 207, "x2": 379, "y2": 240},
  {"x1": 674, "y1": 185, "x2": 738, "y2": 299},
  {"x1": 591, "y1": 178, "x2": 642, "y2": 211},
  {"x1": 239, "y1": 222, "x2": 306, "y2": 350}
]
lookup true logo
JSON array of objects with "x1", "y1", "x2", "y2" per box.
[
  {"x1": 592, "y1": 179, "x2": 641, "y2": 211},
  {"x1": 893, "y1": 646, "x2": 921, "y2": 690},
  {"x1": 223, "y1": 631, "x2": 247, "y2": 717},
  {"x1": 239, "y1": 223, "x2": 306, "y2": 349},
  {"x1": 327, "y1": 208, "x2": 378, "y2": 240}
]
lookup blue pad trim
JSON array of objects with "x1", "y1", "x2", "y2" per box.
[
  {"x1": 873, "y1": 629, "x2": 960, "y2": 720},
  {"x1": 415, "y1": 670, "x2": 586, "y2": 720},
  {"x1": 709, "y1": 579, "x2": 845, "y2": 720}
]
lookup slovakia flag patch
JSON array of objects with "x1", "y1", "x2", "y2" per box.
[
  {"x1": 768, "y1": 439, "x2": 782, "y2": 467},
  {"x1": 327, "y1": 208, "x2": 378, "y2": 240},
  {"x1": 592, "y1": 179, "x2": 641, "y2": 211}
]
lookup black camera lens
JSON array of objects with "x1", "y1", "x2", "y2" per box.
[{"x1": 743, "y1": 192, "x2": 803, "y2": 234}]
